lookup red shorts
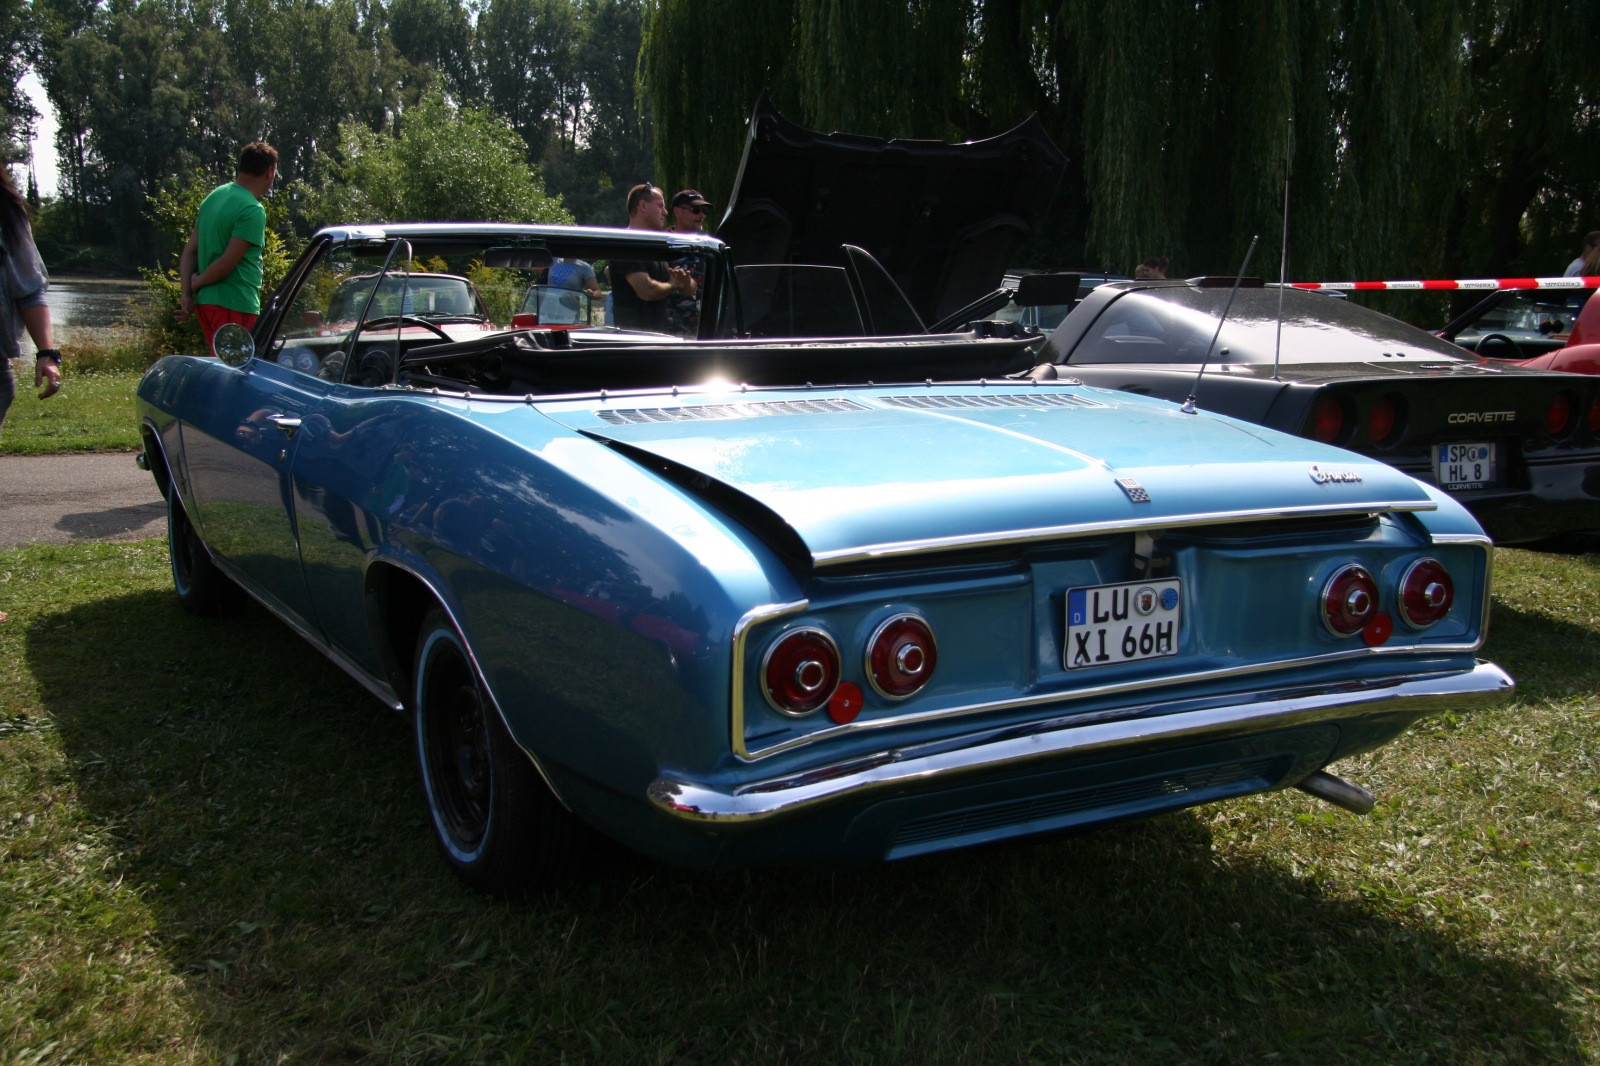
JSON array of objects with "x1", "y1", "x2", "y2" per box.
[{"x1": 197, "y1": 305, "x2": 258, "y2": 353}]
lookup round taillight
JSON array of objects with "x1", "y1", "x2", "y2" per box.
[
  {"x1": 1398, "y1": 557, "x2": 1454, "y2": 629},
  {"x1": 1368, "y1": 396, "x2": 1396, "y2": 442},
  {"x1": 865, "y1": 614, "x2": 938, "y2": 700},
  {"x1": 1588, "y1": 396, "x2": 1600, "y2": 434},
  {"x1": 1312, "y1": 397, "x2": 1347, "y2": 443},
  {"x1": 1548, "y1": 394, "x2": 1573, "y2": 436},
  {"x1": 761, "y1": 627, "x2": 840, "y2": 716},
  {"x1": 1322, "y1": 564, "x2": 1379, "y2": 637}
]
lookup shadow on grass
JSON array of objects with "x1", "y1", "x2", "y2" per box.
[
  {"x1": 1484, "y1": 596, "x2": 1600, "y2": 702},
  {"x1": 27, "y1": 588, "x2": 1582, "y2": 1063}
]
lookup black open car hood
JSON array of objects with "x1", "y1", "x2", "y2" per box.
[{"x1": 717, "y1": 92, "x2": 1067, "y2": 326}]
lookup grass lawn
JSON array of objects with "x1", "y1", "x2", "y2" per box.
[
  {"x1": 0, "y1": 540, "x2": 1596, "y2": 1063},
  {"x1": 1, "y1": 364, "x2": 143, "y2": 455}
]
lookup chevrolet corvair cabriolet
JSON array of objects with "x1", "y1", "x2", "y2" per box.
[{"x1": 134, "y1": 219, "x2": 1512, "y2": 893}]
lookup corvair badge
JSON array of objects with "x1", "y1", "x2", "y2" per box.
[
  {"x1": 1447, "y1": 411, "x2": 1516, "y2": 424},
  {"x1": 1308, "y1": 464, "x2": 1363, "y2": 484},
  {"x1": 1114, "y1": 477, "x2": 1151, "y2": 502}
]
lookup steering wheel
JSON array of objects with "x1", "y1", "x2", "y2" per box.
[
  {"x1": 360, "y1": 315, "x2": 454, "y2": 343},
  {"x1": 1477, "y1": 332, "x2": 1524, "y2": 360}
]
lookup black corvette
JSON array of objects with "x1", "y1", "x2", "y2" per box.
[{"x1": 1031, "y1": 279, "x2": 1600, "y2": 544}]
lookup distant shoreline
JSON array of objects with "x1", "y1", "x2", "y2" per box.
[{"x1": 50, "y1": 276, "x2": 147, "y2": 287}]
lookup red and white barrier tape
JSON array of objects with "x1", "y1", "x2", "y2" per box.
[{"x1": 1286, "y1": 276, "x2": 1600, "y2": 292}]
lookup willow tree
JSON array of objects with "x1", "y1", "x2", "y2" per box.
[
  {"x1": 645, "y1": 0, "x2": 1599, "y2": 286},
  {"x1": 645, "y1": 0, "x2": 971, "y2": 216}
]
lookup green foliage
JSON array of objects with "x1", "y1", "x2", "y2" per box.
[
  {"x1": 28, "y1": 0, "x2": 650, "y2": 264},
  {"x1": 0, "y1": 0, "x2": 38, "y2": 162},
  {"x1": 646, "y1": 0, "x2": 1600, "y2": 281},
  {"x1": 302, "y1": 90, "x2": 573, "y2": 226},
  {"x1": 541, "y1": 0, "x2": 653, "y2": 225}
]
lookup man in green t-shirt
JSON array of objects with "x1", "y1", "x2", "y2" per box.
[{"x1": 178, "y1": 142, "x2": 277, "y2": 351}]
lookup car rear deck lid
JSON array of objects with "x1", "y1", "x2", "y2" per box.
[{"x1": 540, "y1": 387, "x2": 1437, "y2": 568}]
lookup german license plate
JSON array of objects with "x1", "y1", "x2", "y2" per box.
[
  {"x1": 1435, "y1": 442, "x2": 1495, "y2": 490},
  {"x1": 1065, "y1": 579, "x2": 1181, "y2": 670}
]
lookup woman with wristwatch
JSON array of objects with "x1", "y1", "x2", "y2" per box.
[{"x1": 0, "y1": 165, "x2": 59, "y2": 438}]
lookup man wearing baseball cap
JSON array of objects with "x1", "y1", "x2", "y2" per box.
[
  {"x1": 666, "y1": 190, "x2": 711, "y2": 336},
  {"x1": 670, "y1": 189, "x2": 712, "y2": 233}
]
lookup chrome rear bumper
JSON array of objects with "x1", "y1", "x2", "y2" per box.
[{"x1": 648, "y1": 661, "x2": 1513, "y2": 826}]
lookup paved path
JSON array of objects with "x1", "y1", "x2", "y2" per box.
[{"x1": 0, "y1": 453, "x2": 165, "y2": 550}]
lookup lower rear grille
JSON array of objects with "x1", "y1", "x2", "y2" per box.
[{"x1": 889, "y1": 756, "x2": 1285, "y2": 857}]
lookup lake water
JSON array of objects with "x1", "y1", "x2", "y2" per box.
[{"x1": 15, "y1": 277, "x2": 146, "y2": 356}]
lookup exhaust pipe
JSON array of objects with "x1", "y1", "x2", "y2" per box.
[{"x1": 1294, "y1": 770, "x2": 1376, "y2": 815}]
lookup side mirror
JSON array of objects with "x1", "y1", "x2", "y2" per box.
[
  {"x1": 302, "y1": 310, "x2": 323, "y2": 327},
  {"x1": 212, "y1": 322, "x2": 256, "y2": 366}
]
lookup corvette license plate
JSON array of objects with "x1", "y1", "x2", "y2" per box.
[
  {"x1": 1065, "y1": 579, "x2": 1181, "y2": 670},
  {"x1": 1436, "y1": 442, "x2": 1495, "y2": 490}
]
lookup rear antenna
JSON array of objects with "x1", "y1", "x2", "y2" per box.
[
  {"x1": 1182, "y1": 234, "x2": 1260, "y2": 414},
  {"x1": 1272, "y1": 116, "x2": 1293, "y2": 382}
]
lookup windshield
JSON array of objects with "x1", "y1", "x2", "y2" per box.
[
  {"x1": 1060, "y1": 286, "x2": 1469, "y2": 365},
  {"x1": 1455, "y1": 290, "x2": 1591, "y2": 342},
  {"x1": 327, "y1": 273, "x2": 485, "y2": 323},
  {"x1": 264, "y1": 230, "x2": 1039, "y2": 395}
]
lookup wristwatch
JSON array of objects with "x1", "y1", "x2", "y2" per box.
[{"x1": 36, "y1": 348, "x2": 61, "y2": 364}]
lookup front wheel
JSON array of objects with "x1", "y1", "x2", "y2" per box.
[
  {"x1": 168, "y1": 489, "x2": 243, "y2": 616},
  {"x1": 414, "y1": 606, "x2": 592, "y2": 894}
]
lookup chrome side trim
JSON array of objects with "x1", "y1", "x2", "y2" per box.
[
  {"x1": 730, "y1": 599, "x2": 810, "y2": 758},
  {"x1": 365, "y1": 555, "x2": 574, "y2": 812},
  {"x1": 652, "y1": 661, "x2": 1514, "y2": 826},
  {"x1": 810, "y1": 501, "x2": 1439, "y2": 568},
  {"x1": 210, "y1": 555, "x2": 404, "y2": 712},
  {"x1": 1429, "y1": 532, "x2": 1495, "y2": 645}
]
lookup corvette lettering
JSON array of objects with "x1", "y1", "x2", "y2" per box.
[
  {"x1": 1309, "y1": 464, "x2": 1363, "y2": 484},
  {"x1": 1447, "y1": 411, "x2": 1516, "y2": 424}
]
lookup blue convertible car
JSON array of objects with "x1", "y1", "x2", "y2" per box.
[{"x1": 137, "y1": 214, "x2": 1513, "y2": 893}]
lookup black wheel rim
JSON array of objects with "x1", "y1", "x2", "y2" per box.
[{"x1": 421, "y1": 636, "x2": 491, "y2": 855}]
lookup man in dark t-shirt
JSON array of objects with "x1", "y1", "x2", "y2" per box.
[
  {"x1": 607, "y1": 183, "x2": 695, "y2": 333},
  {"x1": 607, "y1": 259, "x2": 673, "y2": 332}
]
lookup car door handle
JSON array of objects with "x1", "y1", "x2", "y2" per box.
[{"x1": 267, "y1": 415, "x2": 302, "y2": 438}]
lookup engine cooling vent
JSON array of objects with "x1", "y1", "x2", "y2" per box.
[
  {"x1": 877, "y1": 393, "x2": 1103, "y2": 411},
  {"x1": 596, "y1": 397, "x2": 870, "y2": 425},
  {"x1": 889, "y1": 756, "x2": 1284, "y2": 858}
]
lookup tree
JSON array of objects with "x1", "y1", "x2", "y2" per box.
[
  {"x1": 539, "y1": 0, "x2": 653, "y2": 225},
  {"x1": 479, "y1": 0, "x2": 579, "y2": 161},
  {"x1": 0, "y1": 0, "x2": 39, "y2": 163},
  {"x1": 302, "y1": 89, "x2": 572, "y2": 226},
  {"x1": 645, "y1": 0, "x2": 1600, "y2": 285},
  {"x1": 390, "y1": 0, "x2": 476, "y2": 102}
]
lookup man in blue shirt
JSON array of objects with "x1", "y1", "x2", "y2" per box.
[{"x1": 549, "y1": 258, "x2": 602, "y2": 298}]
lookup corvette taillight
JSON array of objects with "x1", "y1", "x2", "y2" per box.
[
  {"x1": 1313, "y1": 397, "x2": 1345, "y2": 443},
  {"x1": 866, "y1": 615, "x2": 938, "y2": 699},
  {"x1": 1588, "y1": 397, "x2": 1600, "y2": 434},
  {"x1": 1322, "y1": 564, "x2": 1378, "y2": 637},
  {"x1": 1368, "y1": 396, "x2": 1396, "y2": 443},
  {"x1": 1398, "y1": 558, "x2": 1454, "y2": 629},
  {"x1": 1548, "y1": 394, "x2": 1573, "y2": 436},
  {"x1": 761, "y1": 628, "x2": 840, "y2": 716}
]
